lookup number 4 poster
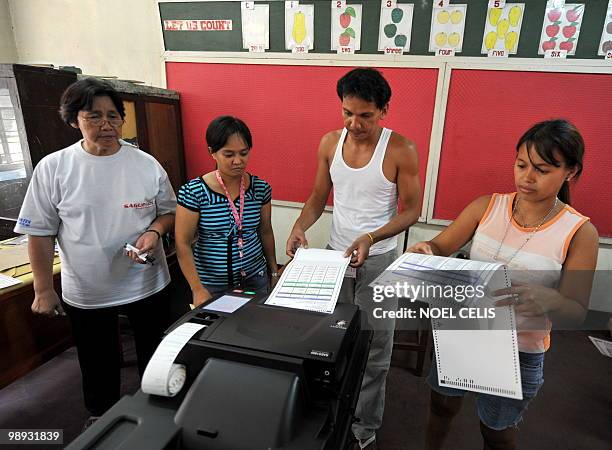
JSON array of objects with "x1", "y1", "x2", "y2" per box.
[
  {"x1": 538, "y1": 2, "x2": 585, "y2": 55},
  {"x1": 429, "y1": 5, "x2": 468, "y2": 53}
]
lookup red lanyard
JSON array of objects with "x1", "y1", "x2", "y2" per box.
[{"x1": 215, "y1": 170, "x2": 246, "y2": 282}]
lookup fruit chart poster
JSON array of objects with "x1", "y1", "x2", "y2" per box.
[
  {"x1": 241, "y1": 2, "x2": 270, "y2": 49},
  {"x1": 378, "y1": 3, "x2": 414, "y2": 52},
  {"x1": 429, "y1": 5, "x2": 467, "y2": 53},
  {"x1": 481, "y1": 4, "x2": 524, "y2": 54},
  {"x1": 598, "y1": 0, "x2": 612, "y2": 56},
  {"x1": 538, "y1": 2, "x2": 585, "y2": 55},
  {"x1": 331, "y1": 3, "x2": 362, "y2": 51},
  {"x1": 285, "y1": 4, "x2": 314, "y2": 50}
]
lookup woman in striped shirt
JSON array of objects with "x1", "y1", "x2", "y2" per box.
[{"x1": 175, "y1": 116, "x2": 279, "y2": 306}]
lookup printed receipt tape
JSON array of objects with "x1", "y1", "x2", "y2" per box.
[{"x1": 141, "y1": 322, "x2": 205, "y2": 397}]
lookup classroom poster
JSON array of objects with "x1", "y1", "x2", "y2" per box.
[
  {"x1": 598, "y1": 1, "x2": 612, "y2": 56},
  {"x1": 241, "y1": 2, "x2": 270, "y2": 50},
  {"x1": 331, "y1": 3, "x2": 362, "y2": 51},
  {"x1": 538, "y1": 2, "x2": 585, "y2": 55},
  {"x1": 285, "y1": 4, "x2": 315, "y2": 51},
  {"x1": 378, "y1": 3, "x2": 414, "y2": 52},
  {"x1": 429, "y1": 5, "x2": 468, "y2": 53},
  {"x1": 481, "y1": 4, "x2": 525, "y2": 54}
]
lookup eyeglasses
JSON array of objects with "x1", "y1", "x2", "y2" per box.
[{"x1": 80, "y1": 116, "x2": 124, "y2": 127}]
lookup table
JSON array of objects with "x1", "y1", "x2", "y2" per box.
[{"x1": 0, "y1": 243, "x2": 71, "y2": 389}]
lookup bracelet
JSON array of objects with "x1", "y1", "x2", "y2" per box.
[
  {"x1": 271, "y1": 272, "x2": 279, "y2": 278},
  {"x1": 367, "y1": 232, "x2": 375, "y2": 245},
  {"x1": 143, "y1": 229, "x2": 162, "y2": 240}
]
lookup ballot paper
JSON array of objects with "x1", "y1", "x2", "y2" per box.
[
  {"x1": 370, "y1": 252, "x2": 508, "y2": 307},
  {"x1": 371, "y1": 252, "x2": 522, "y2": 400},
  {"x1": 264, "y1": 247, "x2": 350, "y2": 314},
  {"x1": 589, "y1": 336, "x2": 612, "y2": 358},
  {"x1": 0, "y1": 273, "x2": 22, "y2": 289},
  {"x1": 0, "y1": 245, "x2": 30, "y2": 271},
  {"x1": 2, "y1": 235, "x2": 28, "y2": 246},
  {"x1": 142, "y1": 322, "x2": 205, "y2": 397},
  {"x1": 203, "y1": 294, "x2": 251, "y2": 314}
]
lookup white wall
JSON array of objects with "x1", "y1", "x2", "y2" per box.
[
  {"x1": 8, "y1": 0, "x2": 163, "y2": 86},
  {"x1": 0, "y1": 0, "x2": 17, "y2": 63},
  {"x1": 271, "y1": 203, "x2": 333, "y2": 266}
]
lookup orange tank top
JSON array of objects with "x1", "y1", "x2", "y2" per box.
[{"x1": 470, "y1": 193, "x2": 589, "y2": 352}]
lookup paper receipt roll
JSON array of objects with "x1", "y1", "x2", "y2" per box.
[{"x1": 141, "y1": 322, "x2": 205, "y2": 397}]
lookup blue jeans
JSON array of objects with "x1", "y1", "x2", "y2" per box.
[
  {"x1": 427, "y1": 351, "x2": 545, "y2": 430},
  {"x1": 205, "y1": 270, "x2": 269, "y2": 296}
]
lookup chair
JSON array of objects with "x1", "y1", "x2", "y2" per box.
[{"x1": 391, "y1": 300, "x2": 431, "y2": 376}]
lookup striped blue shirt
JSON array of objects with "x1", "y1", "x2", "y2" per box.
[{"x1": 177, "y1": 174, "x2": 271, "y2": 287}]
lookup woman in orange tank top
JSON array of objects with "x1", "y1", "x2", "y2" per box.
[{"x1": 406, "y1": 119, "x2": 599, "y2": 450}]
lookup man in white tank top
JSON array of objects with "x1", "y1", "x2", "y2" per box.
[{"x1": 286, "y1": 68, "x2": 421, "y2": 449}]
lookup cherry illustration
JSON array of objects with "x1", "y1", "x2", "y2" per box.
[
  {"x1": 546, "y1": 25, "x2": 560, "y2": 37},
  {"x1": 547, "y1": 9, "x2": 562, "y2": 22}
]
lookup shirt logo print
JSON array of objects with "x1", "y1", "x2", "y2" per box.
[{"x1": 123, "y1": 201, "x2": 154, "y2": 209}]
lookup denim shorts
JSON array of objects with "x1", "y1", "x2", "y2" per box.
[
  {"x1": 205, "y1": 270, "x2": 269, "y2": 296},
  {"x1": 427, "y1": 351, "x2": 545, "y2": 430}
]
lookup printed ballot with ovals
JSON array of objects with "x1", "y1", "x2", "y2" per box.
[{"x1": 370, "y1": 252, "x2": 522, "y2": 400}]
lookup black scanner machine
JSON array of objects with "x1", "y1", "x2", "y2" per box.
[{"x1": 67, "y1": 292, "x2": 372, "y2": 450}]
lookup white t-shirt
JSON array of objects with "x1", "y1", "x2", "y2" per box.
[{"x1": 14, "y1": 140, "x2": 177, "y2": 309}]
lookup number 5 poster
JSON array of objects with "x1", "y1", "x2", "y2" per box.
[{"x1": 481, "y1": 4, "x2": 524, "y2": 54}]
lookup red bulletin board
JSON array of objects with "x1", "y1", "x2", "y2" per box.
[
  {"x1": 433, "y1": 69, "x2": 612, "y2": 237},
  {"x1": 165, "y1": 62, "x2": 438, "y2": 205}
]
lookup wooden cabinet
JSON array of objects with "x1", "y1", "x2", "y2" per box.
[
  {"x1": 104, "y1": 79, "x2": 186, "y2": 193},
  {"x1": 0, "y1": 65, "x2": 81, "y2": 239}
]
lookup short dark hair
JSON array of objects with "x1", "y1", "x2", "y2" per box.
[
  {"x1": 516, "y1": 119, "x2": 584, "y2": 205},
  {"x1": 206, "y1": 116, "x2": 252, "y2": 152},
  {"x1": 59, "y1": 78, "x2": 125, "y2": 126},
  {"x1": 336, "y1": 67, "x2": 391, "y2": 110}
]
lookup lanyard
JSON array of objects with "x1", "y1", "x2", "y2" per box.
[{"x1": 215, "y1": 170, "x2": 246, "y2": 284}]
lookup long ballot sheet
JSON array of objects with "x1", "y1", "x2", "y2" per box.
[
  {"x1": 265, "y1": 248, "x2": 350, "y2": 314},
  {"x1": 371, "y1": 252, "x2": 523, "y2": 400}
]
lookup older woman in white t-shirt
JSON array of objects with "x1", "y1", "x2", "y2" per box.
[{"x1": 14, "y1": 78, "x2": 176, "y2": 428}]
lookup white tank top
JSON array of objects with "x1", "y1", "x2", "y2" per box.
[{"x1": 328, "y1": 128, "x2": 398, "y2": 256}]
